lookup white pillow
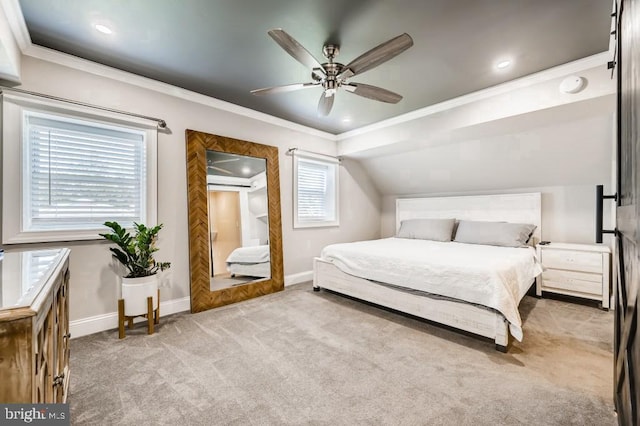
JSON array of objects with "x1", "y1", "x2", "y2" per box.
[
  {"x1": 453, "y1": 220, "x2": 536, "y2": 248},
  {"x1": 397, "y1": 218, "x2": 456, "y2": 242}
]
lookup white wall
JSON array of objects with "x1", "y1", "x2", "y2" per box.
[
  {"x1": 3, "y1": 54, "x2": 381, "y2": 323},
  {"x1": 372, "y1": 112, "x2": 615, "y2": 244},
  {"x1": 380, "y1": 184, "x2": 614, "y2": 244}
]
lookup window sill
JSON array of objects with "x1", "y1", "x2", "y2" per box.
[
  {"x1": 293, "y1": 220, "x2": 340, "y2": 229},
  {"x1": 2, "y1": 229, "x2": 108, "y2": 245}
]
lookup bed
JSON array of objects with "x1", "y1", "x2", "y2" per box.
[
  {"x1": 226, "y1": 245, "x2": 271, "y2": 278},
  {"x1": 313, "y1": 193, "x2": 542, "y2": 352}
]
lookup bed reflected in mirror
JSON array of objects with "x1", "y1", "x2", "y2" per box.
[{"x1": 207, "y1": 151, "x2": 270, "y2": 291}]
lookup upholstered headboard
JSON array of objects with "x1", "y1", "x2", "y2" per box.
[{"x1": 396, "y1": 193, "x2": 542, "y2": 245}]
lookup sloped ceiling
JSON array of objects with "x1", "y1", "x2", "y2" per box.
[
  {"x1": 361, "y1": 113, "x2": 613, "y2": 196},
  {"x1": 16, "y1": 0, "x2": 611, "y2": 134}
]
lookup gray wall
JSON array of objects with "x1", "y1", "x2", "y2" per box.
[
  {"x1": 4, "y1": 55, "x2": 381, "y2": 322},
  {"x1": 1, "y1": 51, "x2": 616, "y2": 327}
]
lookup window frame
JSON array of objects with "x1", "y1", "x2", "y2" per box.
[
  {"x1": 1, "y1": 93, "x2": 158, "y2": 244},
  {"x1": 292, "y1": 151, "x2": 339, "y2": 228}
]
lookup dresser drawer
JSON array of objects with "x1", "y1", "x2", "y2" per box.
[
  {"x1": 542, "y1": 269, "x2": 603, "y2": 296},
  {"x1": 542, "y1": 249, "x2": 602, "y2": 273}
]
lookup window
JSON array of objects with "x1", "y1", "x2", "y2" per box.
[
  {"x1": 293, "y1": 152, "x2": 339, "y2": 228},
  {"x1": 2, "y1": 93, "x2": 157, "y2": 243}
]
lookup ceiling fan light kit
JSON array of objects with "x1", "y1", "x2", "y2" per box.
[{"x1": 251, "y1": 29, "x2": 414, "y2": 116}]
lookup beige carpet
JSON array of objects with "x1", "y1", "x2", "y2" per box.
[{"x1": 69, "y1": 283, "x2": 615, "y2": 425}]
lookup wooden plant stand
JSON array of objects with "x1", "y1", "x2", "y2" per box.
[{"x1": 118, "y1": 289, "x2": 160, "y2": 339}]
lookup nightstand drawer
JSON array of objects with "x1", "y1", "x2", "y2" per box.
[
  {"x1": 542, "y1": 249, "x2": 602, "y2": 273},
  {"x1": 542, "y1": 269, "x2": 602, "y2": 284},
  {"x1": 541, "y1": 276, "x2": 602, "y2": 296}
]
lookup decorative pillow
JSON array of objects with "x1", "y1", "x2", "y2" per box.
[
  {"x1": 453, "y1": 220, "x2": 537, "y2": 248},
  {"x1": 396, "y1": 218, "x2": 456, "y2": 242}
]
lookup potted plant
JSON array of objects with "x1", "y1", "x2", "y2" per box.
[{"x1": 100, "y1": 221, "x2": 171, "y2": 318}]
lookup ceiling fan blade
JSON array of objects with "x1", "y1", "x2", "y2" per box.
[
  {"x1": 208, "y1": 165, "x2": 233, "y2": 175},
  {"x1": 212, "y1": 158, "x2": 239, "y2": 164},
  {"x1": 343, "y1": 83, "x2": 403, "y2": 103},
  {"x1": 268, "y1": 28, "x2": 324, "y2": 71},
  {"x1": 337, "y1": 33, "x2": 413, "y2": 79},
  {"x1": 251, "y1": 82, "x2": 318, "y2": 96},
  {"x1": 317, "y1": 92, "x2": 335, "y2": 116}
]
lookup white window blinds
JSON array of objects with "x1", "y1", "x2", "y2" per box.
[
  {"x1": 24, "y1": 113, "x2": 147, "y2": 231},
  {"x1": 293, "y1": 153, "x2": 339, "y2": 228},
  {"x1": 297, "y1": 159, "x2": 329, "y2": 220}
]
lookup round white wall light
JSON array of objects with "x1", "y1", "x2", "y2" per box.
[{"x1": 559, "y1": 76, "x2": 586, "y2": 94}]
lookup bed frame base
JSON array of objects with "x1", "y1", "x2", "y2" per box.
[
  {"x1": 313, "y1": 258, "x2": 511, "y2": 352},
  {"x1": 495, "y1": 344, "x2": 508, "y2": 353}
]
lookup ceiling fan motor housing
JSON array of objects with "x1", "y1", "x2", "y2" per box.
[{"x1": 322, "y1": 44, "x2": 339, "y2": 59}]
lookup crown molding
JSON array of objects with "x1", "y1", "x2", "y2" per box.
[
  {"x1": 24, "y1": 45, "x2": 337, "y2": 141},
  {"x1": 337, "y1": 52, "x2": 610, "y2": 140},
  {"x1": 1, "y1": 0, "x2": 31, "y2": 51},
  {"x1": 3, "y1": 0, "x2": 336, "y2": 141}
]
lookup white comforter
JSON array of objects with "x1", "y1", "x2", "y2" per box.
[
  {"x1": 320, "y1": 238, "x2": 542, "y2": 341},
  {"x1": 226, "y1": 245, "x2": 270, "y2": 264}
]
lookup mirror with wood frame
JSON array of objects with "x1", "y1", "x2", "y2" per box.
[{"x1": 186, "y1": 130, "x2": 284, "y2": 313}]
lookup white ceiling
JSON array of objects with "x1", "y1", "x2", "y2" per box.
[{"x1": 16, "y1": 0, "x2": 611, "y2": 135}]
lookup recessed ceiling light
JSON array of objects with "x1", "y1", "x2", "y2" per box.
[
  {"x1": 94, "y1": 24, "x2": 113, "y2": 35},
  {"x1": 496, "y1": 60, "x2": 511, "y2": 70},
  {"x1": 241, "y1": 166, "x2": 251, "y2": 175},
  {"x1": 342, "y1": 117, "x2": 352, "y2": 123}
]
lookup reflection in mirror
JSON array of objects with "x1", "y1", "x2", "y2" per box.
[{"x1": 207, "y1": 151, "x2": 270, "y2": 291}]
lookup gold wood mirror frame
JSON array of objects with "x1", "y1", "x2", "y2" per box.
[{"x1": 186, "y1": 129, "x2": 284, "y2": 313}]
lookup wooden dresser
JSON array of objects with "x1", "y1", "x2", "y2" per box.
[{"x1": 0, "y1": 248, "x2": 71, "y2": 403}]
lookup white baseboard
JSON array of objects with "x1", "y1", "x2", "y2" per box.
[
  {"x1": 71, "y1": 271, "x2": 314, "y2": 338},
  {"x1": 70, "y1": 296, "x2": 191, "y2": 339},
  {"x1": 284, "y1": 270, "x2": 313, "y2": 286}
]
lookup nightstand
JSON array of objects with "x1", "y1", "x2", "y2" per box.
[{"x1": 535, "y1": 243, "x2": 611, "y2": 309}]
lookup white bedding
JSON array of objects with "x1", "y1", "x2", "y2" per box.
[
  {"x1": 226, "y1": 245, "x2": 270, "y2": 278},
  {"x1": 320, "y1": 238, "x2": 542, "y2": 341},
  {"x1": 226, "y1": 245, "x2": 270, "y2": 264},
  {"x1": 228, "y1": 261, "x2": 271, "y2": 278}
]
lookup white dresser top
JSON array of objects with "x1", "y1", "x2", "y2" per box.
[{"x1": 0, "y1": 249, "x2": 68, "y2": 311}]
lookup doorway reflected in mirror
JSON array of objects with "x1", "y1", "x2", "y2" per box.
[{"x1": 207, "y1": 151, "x2": 270, "y2": 291}]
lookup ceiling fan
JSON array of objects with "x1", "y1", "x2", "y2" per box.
[
  {"x1": 251, "y1": 29, "x2": 414, "y2": 116},
  {"x1": 207, "y1": 158, "x2": 238, "y2": 175}
]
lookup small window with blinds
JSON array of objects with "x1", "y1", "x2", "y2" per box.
[
  {"x1": 24, "y1": 112, "x2": 147, "y2": 232},
  {"x1": 1, "y1": 93, "x2": 157, "y2": 244},
  {"x1": 293, "y1": 153, "x2": 339, "y2": 228}
]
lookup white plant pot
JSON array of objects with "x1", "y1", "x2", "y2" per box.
[{"x1": 121, "y1": 275, "x2": 158, "y2": 317}]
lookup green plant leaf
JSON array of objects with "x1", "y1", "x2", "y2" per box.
[{"x1": 100, "y1": 220, "x2": 171, "y2": 279}]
